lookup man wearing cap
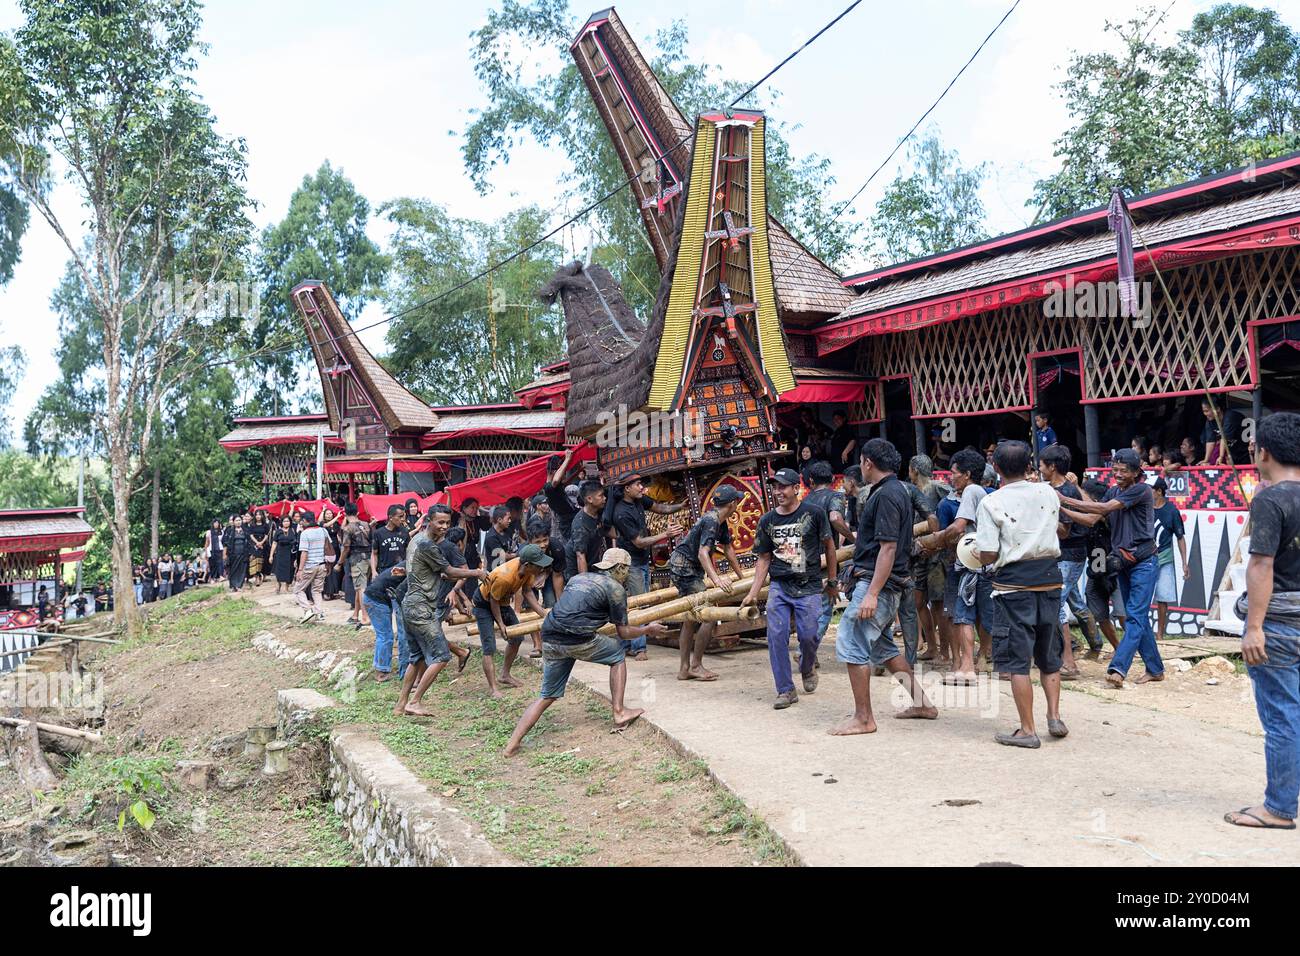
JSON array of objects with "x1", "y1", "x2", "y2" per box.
[
  {"x1": 741, "y1": 467, "x2": 838, "y2": 709},
  {"x1": 1057, "y1": 447, "x2": 1164, "y2": 688},
  {"x1": 832, "y1": 438, "x2": 937, "y2": 735},
  {"x1": 473, "y1": 542, "x2": 554, "y2": 697},
  {"x1": 669, "y1": 485, "x2": 746, "y2": 682},
  {"x1": 504, "y1": 548, "x2": 669, "y2": 756},
  {"x1": 608, "y1": 474, "x2": 686, "y2": 660},
  {"x1": 975, "y1": 440, "x2": 1066, "y2": 748},
  {"x1": 396, "y1": 505, "x2": 484, "y2": 717}
]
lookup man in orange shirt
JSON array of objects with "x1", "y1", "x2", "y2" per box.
[{"x1": 473, "y1": 543, "x2": 553, "y2": 697}]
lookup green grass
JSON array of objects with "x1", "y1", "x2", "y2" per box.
[{"x1": 706, "y1": 793, "x2": 797, "y2": 865}]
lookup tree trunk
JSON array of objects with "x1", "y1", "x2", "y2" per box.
[
  {"x1": 150, "y1": 459, "x2": 160, "y2": 560},
  {"x1": 109, "y1": 439, "x2": 140, "y2": 635}
]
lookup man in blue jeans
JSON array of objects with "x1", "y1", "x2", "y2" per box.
[
  {"x1": 1225, "y1": 412, "x2": 1300, "y2": 830},
  {"x1": 1058, "y1": 448, "x2": 1164, "y2": 687},
  {"x1": 741, "y1": 468, "x2": 838, "y2": 709},
  {"x1": 364, "y1": 562, "x2": 407, "y2": 682}
]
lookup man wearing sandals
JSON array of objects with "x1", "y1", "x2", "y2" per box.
[
  {"x1": 504, "y1": 548, "x2": 668, "y2": 756},
  {"x1": 1225, "y1": 412, "x2": 1300, "y2": 831},
  {"x1": 830, "y1": 438, "x2": 937, "y2": 735},
  {"x1": 975, "y1": 440, "x2": 1067, "y2": 749}
]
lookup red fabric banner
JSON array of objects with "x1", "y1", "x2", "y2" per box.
[
  {"x1": 777, "y1": 379, "x2": 869, "y2": 404},
  {"x1": 442, "y1": 442, "x2": 595, "y2": 509},
  {"x1": 323, "y1": 458, "x2": 449, "y2": 476},
  {"x1": 262, "y1": 499, "x2": 334, "y2": 520}
]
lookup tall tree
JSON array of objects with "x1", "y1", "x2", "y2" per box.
[
  {"x1": 869, "y1": 131, "x2": 987, "y2": 265},
  {"x1": 381, "y1": 200, "x2": 565, "y2": 404},
  {"x1": 0, "y1": 0, "x2": 254, "y2": 631},
  {"x1": 0, "y1": 344, "x2": 23, "y2": 447},
  {"x1": 253, "y1": 162, "x2": 389, "y2": 410},
  {"x1": 461, "y1": 0, "x2": 859, "y2": 317},
  {"x1": 1032, "y1": 4, "x2": 1300, "y2": 220}
]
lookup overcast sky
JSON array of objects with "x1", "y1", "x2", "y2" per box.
[{"x1": 2, "y1": 0, "x2": 1291, "y2": 431}]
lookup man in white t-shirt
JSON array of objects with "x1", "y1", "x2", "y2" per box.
[
  {"x1": 294, "y1": 515, "x2": 330, "y2": 624},
  {"x1": 974, "y1": 440, "x2": 1066, "y2": 749}
]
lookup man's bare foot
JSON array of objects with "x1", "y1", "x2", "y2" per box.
[
  {"x1": 392, "y1": 703, "x2": 406, "y2": 717},
  {"x1": 372, "y1": 669, "x2": 391, "y2": 683},
  {"x1": 499, "y1": 674, "x2": 522, "y2": 688},
  {"x1": 1105, "y1": 671, "x2": 1125, "y2": 688},
  {"x1": 829, "y1": 716, "x2": 877, "y2": 736},
  {"x1": 634, "y1": 652, "x2": 649, "y2": 662},
  {"x1": 687, "y1": 665, "x2": 718, "y2": 681},
  {"x1": 404, "y1": 704, "x2": 434, "y2": 717},
  {"x1": 677, "y1": 669, "x2": 694, "y2": 681},
  {"x1": 1135, "y1": 671, "x2": 1165, "y2": 684},
  {"x1": 612, "y1": 707, "x2": 644, "y2": 729},
  {"x1": 504, "y1": 742, "x2": 521, "y2": 758},
  {"x1": 487, "y1": 689, "x2": 503, "y2": 700},
  {"x1": 894, "y1": 706, "x2": 938, "y2": 719}
]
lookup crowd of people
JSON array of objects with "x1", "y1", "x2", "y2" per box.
[{"x1": 181, "y1": 406, "x2": 1295, "y2": 832}]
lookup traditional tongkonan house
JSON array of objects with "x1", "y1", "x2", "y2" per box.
[
  {"x1": 218, "y1": 283, "x2": 573, "y2": 503},
  {"x1": 0, "y1": 507, "x2": 95, "y2": 671},
  {"x1": 547, "y1": 9, "x2": 861, "y2": 595},
  {"x1": 814, "y1": 153, "x2": 1300, "y2": 636}
]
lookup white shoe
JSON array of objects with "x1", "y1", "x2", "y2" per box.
[{"x1": 299, "y1": 610, "x2": 315, "y2": 625}]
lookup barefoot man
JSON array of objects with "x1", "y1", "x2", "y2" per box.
[
  {"x1": 504, "y1": 548, "x2": 667, "y2": 756},
  {"x1": 831, "y1": 438, "x2": 937, "y2": 735},
  {"x1": 395, "y1": 505, "x2": 484, "y2": 717},
  {"x1": 472, "y1": 543, "x2": 553, "y2": 697},
  {"x1": 668, "y1": 484, "x2": 745, "y2": 682},
  {"x1": 1225, "y1": 411, "x2": 1300, "y2": 831},
  {"x1": 975, "y1": 440, "x2": 1067, "y2": 748}
]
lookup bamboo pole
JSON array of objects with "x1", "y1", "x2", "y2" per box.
[
  {"x1": 0, "y1": 640, "x2": 70, "y2": 661},
  {"x1": 467, "y1": 583, "x2": 681, "y2": 635},
  {"x1": 0, "y1": 716, "x2": 103, "y2": 743},
  {"x1": 505, "y1": 546, "x2": 851, "y2": 639},
  {"x1": 663, "y1": 605, "x2": 759, "y2": 624}
]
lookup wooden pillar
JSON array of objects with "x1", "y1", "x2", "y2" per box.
[
  {"x1": 1253, "y1": 387, "x2": 1264, "y2": 427},
  {"x1": 913, "y1": 419, "x2": 926, "y2": 462},
  {"x1": 1084, "y1": 403, "x2": 1101, "y2": 468}
]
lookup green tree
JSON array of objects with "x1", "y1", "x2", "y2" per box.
[
  {"x1": 461, "y1": 0, "x2": 858, "y2": 318},
  {"x1": 1032, "y1": 4, "x2": 1300, "y2": 220},
  {"x1": 381, "y1": 199, "x2": 565, "y2": 404},
  {"x1": 0, "y1": 0, "x2": 254, "y2": 631},
  {"x1": 870, "y1": 131, "x2": 987, "y2": 264},
  {"x1": 0, "y1": 344, "x2": 23, "y2": 446},
  {"x1": 254, "y1": 162, "x2": 390, "y2": 409}
]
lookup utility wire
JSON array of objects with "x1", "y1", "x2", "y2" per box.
[{"x1": 216, "y1": 0, "x2": 867, "y2": 367}]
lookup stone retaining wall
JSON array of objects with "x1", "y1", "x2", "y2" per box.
[{"x1": 328, "y1": 725, "x2": 509, "y2": 867}]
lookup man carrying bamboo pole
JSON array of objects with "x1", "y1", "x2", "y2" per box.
[
  {"x1": 832, "y1": 439, "x2": 938, "y2": 735},
  {"x1": 670, "y1": 485, "x2": 745, "y2": 682},
  {"x1": 608, "y1": 474, "x2": 686, "y2": 660},
  {"x1": 472, "y1": 543, "x2": 553, "y2": 698},
  {"x1": 741, "y1": 468, "x2": 838, "y2": 709},
  {"x1": 395, "y1": 505, "x2": 483, "y2": 717},
  {"x1": 504, "y1": 548, "x2": 668, "y2": 756}
]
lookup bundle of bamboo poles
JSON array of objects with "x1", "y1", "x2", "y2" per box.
[
  {"x1": 500, "y1": 545, "x2": 853, "y2": 640},
  {"x1": 465, "y1": 583, "x2": 680, "y2": 636}
]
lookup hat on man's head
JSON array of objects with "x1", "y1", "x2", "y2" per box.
[
  {"x1": 593, "y1": 547, "x2": 632, "y2": 570},
  {"x1": 712, "y1": 485, "x2": 744, "y2": 505},
  {"x1": 772, "y1": 468, "x2": 801, "y2": 486},
  {"x1": 518, "y1": 543, "x2": 554, "y2": 568},
  {"x1": 619, "y1": 473, "x2": 644, "y2": 486}
]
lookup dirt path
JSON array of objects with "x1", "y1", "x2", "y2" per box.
[{"x1": 541, "y1": 627, "x2": 1294, "y2": 867}]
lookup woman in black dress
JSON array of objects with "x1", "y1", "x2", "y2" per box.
[
  {"x1": 141, "y1": 560, "x2": 157, "y2": 603},
  {"x1": 320, "y1": 506, "x2": 342, "y2": 599},
  {"x1": 404, "y1": 498, "x2": 424, "y2": 535},
  {"x1": 270, "y1": 517, "x2": 297, "y2": 593}
]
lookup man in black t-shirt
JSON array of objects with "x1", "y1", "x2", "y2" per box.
[
  {"x1": 669, "y1": 485, "x2": 745, "y2": 682},
  {"x1": 1225, "y1": 411, "x2": 1300, "y2": 830},
  {"x1": 566, "y1": 480, "x2": 608, "y2": 581},
  {"x1": 504, "y1": 548, "x2": 669, "y2": 757},
  {"x1": 1059, "y1": 448, "x2": 1162, "y2": 687},
  {"x1": 741, "y1": 468, "x2": 837, "y2": 709},
  {"x1": 482, "y1": 505, "x2": 519, "y2": 572},
  {"x1": 371, "y1": 506, "x2": 411, "y2": 575},
  {"x1": 832, "y1": 439, "x2": 935, "y2": 735},
  {"x1": 803, "y1": 460, "x2": 853, "y2": 653},
  {"x1": 827, "y1": 411, "x2": 858, "y2": 470},
  {"x1": 607, "y1": 474, "x2": 686, "y2": 660}
]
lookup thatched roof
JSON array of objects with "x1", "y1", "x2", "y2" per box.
[{"x1": 541, "y1": 260, "x2": 671, "y2": 437}]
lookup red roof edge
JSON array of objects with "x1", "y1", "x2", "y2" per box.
[
  {"x1": 841, "y1": 150, "x2": 1300, "y2": 288},
  {"x1": 233, "y1": 414, "x2": 330, "y2": 424},
  {"x1": 0, "y1": 507, "x2": 86, "y2": 519}
]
